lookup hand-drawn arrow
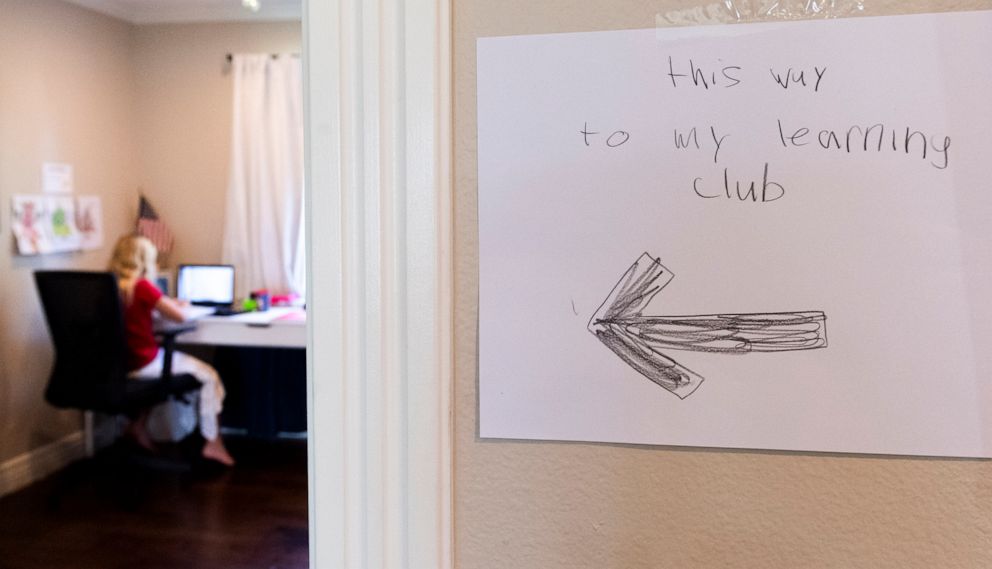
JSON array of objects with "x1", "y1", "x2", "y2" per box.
[{"x1": 588, "y1": 253, "x2": 827, "y2": 399}]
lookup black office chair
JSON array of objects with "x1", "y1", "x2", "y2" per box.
[{"x1": 34, "y1": 271, "x2": 200, "y2": 416}]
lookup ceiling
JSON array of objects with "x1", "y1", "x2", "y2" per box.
[{"x1": 62, "y1": 0, "x2": 301, "y2": 24}]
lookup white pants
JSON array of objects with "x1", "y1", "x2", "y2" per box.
[{"x1": 128, "y1": 350, "x2": 225, "y2": 442}]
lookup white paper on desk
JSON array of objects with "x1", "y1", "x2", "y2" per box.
[
  {"x1": 223, "y1": 309, "x2": 292, "y2": 325},
  {"x1": 477, "y1": 11, "x2": 992, "y2": 457},
  {"x1": 180, "y1": 305, "x2": 216, "y2": 321}
]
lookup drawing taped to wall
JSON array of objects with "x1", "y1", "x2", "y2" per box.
[
  {"x1": 48, "y1": 197, "x2": 81, "y2": 253},
  {"x1": 11, "y1": 195, "x2": 53, "y2": 255},
  {"x1": 589, "y1": 253, "x2": 827, "y2": 399},
  {"x1": 10, "y1": 195, "x2": 89, "y2": 255},
  {"x1": 75, "y1": 195, "x2": 104, "y2": 250}
]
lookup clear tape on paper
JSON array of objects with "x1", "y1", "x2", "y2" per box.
[{"x1": 658, "y1": 0, "x2": 866, "y2": 27}]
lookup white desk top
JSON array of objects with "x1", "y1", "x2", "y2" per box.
[{"x1": 178, "y1": 306, "x2": 306, "y2": 348}]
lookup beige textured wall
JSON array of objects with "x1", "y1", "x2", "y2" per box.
[
  {"x1": 132, "y1": 22, "x2": 301, "y2": 267},
  {"x1": 0, "y1": 0, "x2": 137, "y2": 462},
  {"x1": 454, "y1": 1, "x2": 992, "y2": 568}
]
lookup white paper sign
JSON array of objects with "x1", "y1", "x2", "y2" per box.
[
  {"x1": 477, "y1": 12, "x2": 992, "y2": 457},
  {"x1": 42, "y1": 162, "x2": 74, "y2": 194}
]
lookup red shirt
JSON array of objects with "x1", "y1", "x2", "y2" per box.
[{"x1": 124, "y1": 278, "x2": 163, "y2": 371}]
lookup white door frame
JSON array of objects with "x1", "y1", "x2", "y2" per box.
[{"x1": 304, "y1": 0, "x2": 454, "y2": 567}]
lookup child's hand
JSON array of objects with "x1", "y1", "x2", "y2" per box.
[{"x1": 176, "y1": 298, "x2": 191, "y2": 307}]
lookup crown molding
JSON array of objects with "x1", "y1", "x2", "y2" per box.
[{"x1": 61, "y1": 0, "x2": 301, "y2": 24}]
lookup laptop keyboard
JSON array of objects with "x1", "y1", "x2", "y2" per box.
[{"x1": 212, "y1": 305, "x2": 245, "y2": 317}]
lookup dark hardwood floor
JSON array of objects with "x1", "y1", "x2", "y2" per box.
[{"x1": 0, "y1": 438, "x2": 308, "y2": 569}]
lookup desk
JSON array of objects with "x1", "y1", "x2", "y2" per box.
[
  {"x1": 170, "y1": 307, "x2": 307, "y2": 438},
  {"x1": 177, "y1": 307, "x2": 306, "y2": 349}
]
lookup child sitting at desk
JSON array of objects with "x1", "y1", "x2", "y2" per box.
[{"x1": 109, "y1": 235, "x2": 235, "y2": 467}]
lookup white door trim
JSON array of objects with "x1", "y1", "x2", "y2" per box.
[{"x1": 304, "y1": 0, "x2": 454, "y2": 567}]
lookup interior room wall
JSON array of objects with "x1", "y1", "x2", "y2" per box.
[
  {"x1": 131, "y1": 22, "x2": 302, "y2": 270},
  {"x1": 0, "y1": 0, "x2": 138, "y2": 463},
  {"x1": 454, "y1": 1, "x2": 992, "y2": 568}
]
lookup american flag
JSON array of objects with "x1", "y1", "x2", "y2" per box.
[{"x1": 136, "y1": 195, "x2": 174, "y2": 256}]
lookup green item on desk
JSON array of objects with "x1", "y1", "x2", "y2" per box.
[{"x1": 242, "y1": 298, "x2": 258, "y2": 312}]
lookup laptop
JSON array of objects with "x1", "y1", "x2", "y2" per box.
[{"x1": 176, "y1": 264, "x2": 243, "y2": 316}]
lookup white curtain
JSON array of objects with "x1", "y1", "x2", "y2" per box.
[{"x1": 223, "y1": 54, "x2": 305, "y2": 300}]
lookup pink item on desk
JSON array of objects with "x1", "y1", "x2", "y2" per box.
[
  {"x1": 276, "y1": 310, "x2": 306, "y2": 322},
  {"x1": 271, "y1": 293, "x2": 298, "y2": 307}
]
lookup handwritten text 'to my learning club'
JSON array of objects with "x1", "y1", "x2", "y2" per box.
[{"x1": 579, "y1": 56, "x2": 953, "y2": 204}]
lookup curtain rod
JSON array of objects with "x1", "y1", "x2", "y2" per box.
[{"x1": 225, "y1": 53, "x2": 300, "y2": 63}]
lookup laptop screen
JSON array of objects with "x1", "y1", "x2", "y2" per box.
[{"x1": 176, "y1": 265, "x2": 235, "y2": 306}]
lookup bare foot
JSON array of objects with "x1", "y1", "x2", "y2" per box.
[
  {"x1": 202, "y1": 438, "x2": 235, "y2": 467},
  {"x1": 123, "y1": 419, "x2": 157, "y2": 453}
]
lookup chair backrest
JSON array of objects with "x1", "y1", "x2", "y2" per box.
[{"x1": 34, "y1": 271, "x2": 130, "y2": 412}]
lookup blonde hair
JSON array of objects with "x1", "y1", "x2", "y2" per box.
[{"x1": 109, "y1": 235, "x2": 158, "y2": 304}]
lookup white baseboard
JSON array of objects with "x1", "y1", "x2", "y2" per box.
[{"x1": 0, "y1": 431, "x2": 86, "y2": 498}]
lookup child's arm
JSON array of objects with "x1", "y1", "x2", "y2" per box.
[{"x1": 155, "y1": 296, "x2": 188, "y2": 323}]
